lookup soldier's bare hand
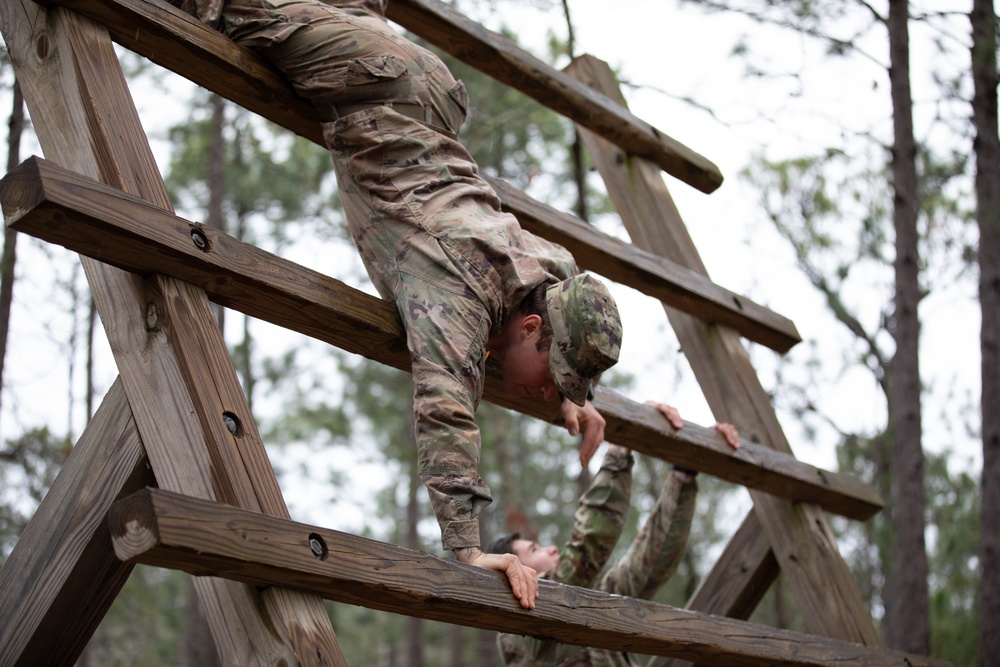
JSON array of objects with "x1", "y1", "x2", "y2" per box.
[
  {"x1": 562, "y1": 398, "x2": 606, "y2": 467},
  {"x1": 644, "y1": 400, "x2": 684, "y2": 430},
  {"x1": 712, "y1": 422, "x2": 741, "y2": 450},
  {"x1": 455, "y1": 547, "x2": 539, "y2": 610}
]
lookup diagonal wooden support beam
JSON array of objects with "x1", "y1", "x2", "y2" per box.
[
  {"x1": 108, "y1": 488, "x2": 950, "y2": 667},
  {"x1": 0, "y1": 380, "x2": 152, "y2": 667},
  {"x1": 0, "y1": 1, "x2": 345, "y2": 663},
  {"x1": 565, "y1": 54, "x2": 883, "y2": 646},
  {"x1": 0, "y1": 156, "x2": 883, "y2": 521}
]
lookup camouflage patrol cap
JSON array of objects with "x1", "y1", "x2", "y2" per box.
[{"x1": 545, "y1": 274, "x2": 622, "y2": 406}]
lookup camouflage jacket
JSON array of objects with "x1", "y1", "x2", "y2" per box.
[
  {"x1": 161, "y1": 0, "x2": 581, "y2": 552},
  {"x1": 497, "y1": 449, "x2": 698, "y2": 667}
]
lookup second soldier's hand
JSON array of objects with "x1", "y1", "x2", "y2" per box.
[{"x1": 454, "y1": 547, "x2": 539, "y2": 610}]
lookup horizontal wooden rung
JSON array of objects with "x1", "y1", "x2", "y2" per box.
[
  {"x1": 38, "y1": 0, "x2": 723, "y2": 194},
  {"x1": 0, "y1": 156, "x2": 880, "y2": 520},
  {"x1": 109, "y1": 488, "x2": 946, "y2": 667}
]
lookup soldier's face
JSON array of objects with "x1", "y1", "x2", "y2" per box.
[
  {"x1": 500, "y1": 332, "x2": 560, "y2": 402},
  {"x1": 511, "y1": 538, "x2": 560, "y2": 576}
]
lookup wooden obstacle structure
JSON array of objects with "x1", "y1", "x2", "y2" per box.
[{"x1": 0, "y1": 0, "x2": 951, "y2": 665}]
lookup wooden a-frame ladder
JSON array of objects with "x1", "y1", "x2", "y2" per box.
[{"x1": 0, "y1": 0, "x2": 951, "y2": 665}]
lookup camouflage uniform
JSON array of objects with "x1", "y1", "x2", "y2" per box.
[
  {"x1": 497, "y1": 449, "x2": 697, "y2": 667},
  {"x1": 165, "y1": 0, "x2": 621, "y2": 551}
]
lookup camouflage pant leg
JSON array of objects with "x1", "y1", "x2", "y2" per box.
[
  {"x1": 233, "y1": 0, "x2": 505, "y2": 551},
  {"x1": 246, "y1": 0, "x2": 468, "y2": 135}
]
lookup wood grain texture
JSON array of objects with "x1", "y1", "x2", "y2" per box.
[
  {"x1": 36, "y1": 0, "x2": 722, "y2": 193},
  {"x1": 649, "y1": 512, "x2": 779, "y2": 667},
  {"x1": 108, "y1": 488, "x2": 951, "y2": 667},
  {"x1": 565, "y1": 54, "x2": 883, "y2": 647},
  {"x1": 0, "y1": 1, "x2": 344, "y2": 664},
  {"x1": 0, "y1": 381, "x2": 152, "y2": 667},
  {"x1": 1, "y1": 156, "x2": 882, "y2": 521},
  {"x1": 28, "y1": 0, "x2": 805, "y2": 352}
]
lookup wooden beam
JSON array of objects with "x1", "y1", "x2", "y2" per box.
[
  {"x1": 649, "y1": 511, "x2": 779, "y2": 667},
  {"x1": 0, "y1": 2, "x2": 345, "y2": 664},
  {"x1": 384, "y1": 0, "x2": 722, "y2": 193},
  {"x1": 33, "y1": 0, "x2": 801, "y2": 353},
  {"x1": 2, "y1": 157, "x2": 796, "y2": 357},
  {"x1": 108, "y1": 488, "x2": 950, "y2": 667},
  {"x1": 565, "y1": 54, "x2": 883, "y2": 646},
  {"x1": 1, "y1": 156, "x2": 882, "y2": 521},
  {"x1": 37, "y1": 0, "x2": 723, "y2": 194},
  {"x1": 489, "y1": 177, "x2": 800, "y2": 352},
  {"x1": 0, "y1": 380, "x2": 152, "y2": 667},
  {"x1": 35, "y1": 0, "x2": 323, "y2": 144}
]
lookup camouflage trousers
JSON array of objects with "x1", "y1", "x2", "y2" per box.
[{"x1": 239, "y1": 0, "x2": 520, "y2": 550}]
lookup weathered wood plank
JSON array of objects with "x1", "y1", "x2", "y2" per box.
[
  {"x1": 383, "y1": 0, "x2": 722, "y2": 193},
  {"x1": 108, "y1": 488, "x2": 950, "y2": 667},
  {"x1": 31, "y1": 0, "x2": 801, "y2": 352},
  {"x1": 37, "y1": 0, "x2": 722, "y2": 194},
  {"x1": 648, "y1": 511, "x2": 779, "y2": 667},
  {"x1": 0, "y1": 156, "x2": 883, "y2": 521},
  {"x1": 0, "y1": 380, "x2": 152, "y2": 667},
  {"x1": 489, "y1": 177, "x2": 800, "y2": 352},
  {"x1": 0, "y1": 2, "x2": 345, "y2": 664},
  {"x1": 566, "y1": 54, "x2": 883, "y2": 646},
  {"x1": 37, "y1": 0, "x2": 323, "y2": 142}
]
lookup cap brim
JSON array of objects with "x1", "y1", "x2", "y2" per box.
[
  {"x1": 548, "y1": 316, "x2": 589, "y2": 407},
  {"x1": 549, "y1": 341, "x2": 590, "y2": 407}
]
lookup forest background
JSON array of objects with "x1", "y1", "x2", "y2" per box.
[{"x1": 0, "y1": 0, "x2": 992, "y2": 666}]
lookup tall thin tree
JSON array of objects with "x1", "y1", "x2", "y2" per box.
[
  {"x1": 970, "y1": 1, "x2": 1000, "y2": 664},
  {"x1": 884, "y1": 0, "x2": 929, "y2": 653},
  {"x1": 683, "y1": 0, "x2": 937, "y2": 646},
  {"x1": 0, "y1": 79, "x2": 25, "y2": 436},
  {"x1": 206, "y1": 93, "x2": 227, "y2": 330}
]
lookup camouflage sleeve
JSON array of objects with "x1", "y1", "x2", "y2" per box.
[
  {"x1": 517, "y1": 227, "x2": 579, "y2": 283},
  {"x1": 400, "y1": 274, "x2": 494, "y2": 552},
  {"x1": 552, "y1": 447, "x2": 634, "y2": 588},
  {"x1": 597, "y1": 471, "x2": 698, "y2": 600}
]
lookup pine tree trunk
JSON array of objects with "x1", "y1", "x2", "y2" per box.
[
  {"x1": 404, "y1": 405, "x2": 425, "y2": 667},
  {"x1": 207, "y1": 93, "x2": 227, "y2": 330},
  {"x1": 884, "y1": 0, "x2": 930, "y2": 653},
  {"x1": 0, "y1": 79, "x2": 25, "y2": 434},
  {"x1": 85, "y1": 297, "x2": 97, "y2": 423},
  {"x1": 971, "y1": 1, "x2": 1000, "y2": 664}
]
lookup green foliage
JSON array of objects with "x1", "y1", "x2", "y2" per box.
[
  {"x1": 0, "y1": 427, "x2": 71, "y2": 559},
  {"x1": 164, "y1": 88, "x2": 336, "y2": 245},
  {"x1": 925, "y1": 453, "x2": 980, "y2": 666},
  {"x1": 84, "y1": 566, "x2": 188, "y2": 666},
  {"x1": 446, "y1": 47, "x2": 570, "y2": 188},
  {"x1": 740, "y1": 94, "x2": 978, "y2": 651},
  {"x1": 830, "y1": 434, "x2": 980, "y2": 665}
]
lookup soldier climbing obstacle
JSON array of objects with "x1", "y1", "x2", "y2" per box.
[
  {"x1": 488, "y1": 402, "x2": 740, "y2": 666},
  {"x1": 164, "y1": 0, "x2": 623, "y2": 608}
]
